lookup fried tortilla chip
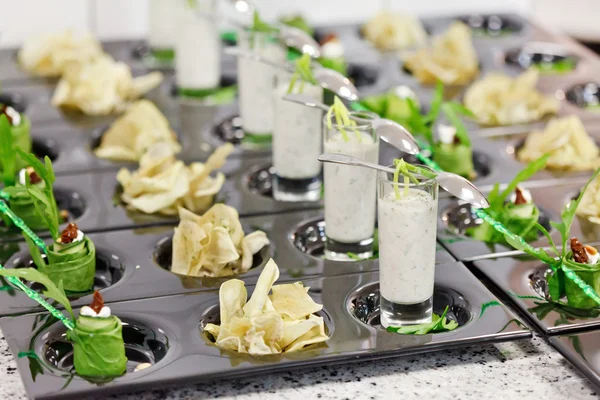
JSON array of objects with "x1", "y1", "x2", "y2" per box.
[
  {"x1": 362, "y1": 12, "x2": 427, "y2": 51},
  {"x1": 518, "y1": 116, "x2": 600, "y2": 171},
  {"x1": 18, "y1": 30, "x2": 103, "y2": 77},
  {"x1": 404, "y1": 22, "x2": 478, "y2": 85},
  {"x1": 464, "y1": 70, "x2": 559, "y2": 126},
  {"x1": 205, "y1": 259, "x2": 329, "y2": 354},
  {"x1": 577, "y1": 175, "x2": 600, "y2": 225},
  {"x1": 171, "y1": 205, "x2": 269, "y2": 278},
  {"x1": 95, "y1": 100, "x2": 181, "y2": 161},
  {"x1": 51, "y1": 55, "x2": 163, "y2": 115}
]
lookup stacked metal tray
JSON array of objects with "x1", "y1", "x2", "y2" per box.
[{"x1": 4, "y1": 12, "x2": 600, "y2": 398}]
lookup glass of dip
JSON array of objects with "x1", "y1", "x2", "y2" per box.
[
  {"x1": 323, "y1": 111, "x2": 379, "y2": 261},
  {"x1": 377, "y1": 166, "x2": 438, "y2": 327},
  {"x1": 175, "y1": 0, "x2": 221, "y2": 98},
  {"x1": 237, "y1": 29, "x2": 286, "y2": 148},
  {"x1": 272, "y1": 72, "x2": 324, "y2": 202}
]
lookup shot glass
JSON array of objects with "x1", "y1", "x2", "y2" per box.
[
  {"x1": 377, "y1": 167, "x2": 439, "y2": 327},
  {"x1": 148, "y1": 0, "x2": 182, "y2": 63},
  {"x1": 272, "y1": 72, "x2": 324, "y2": 202},
  {"x1": 323, "y1": 111, "x2": 379, "y2": 261}
]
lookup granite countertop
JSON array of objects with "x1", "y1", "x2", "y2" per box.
[{"x1": 0, "y1": 331, "x2": 596, "y2": 400}]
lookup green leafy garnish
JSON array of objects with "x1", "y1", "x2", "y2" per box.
[
  {"x1": 0, "y1": 267, "x2": 74, "y2": 320},
  {"x1": 326, "y1": 96, "x2": 360, "y2": 142},
  {"x1": 287, "y1": 53, "x2": 318, "y2": 94},
  {"x1": 440, "y1": 102, "x2": 473, "y2": 147},
  {"x1": 386, "y1": 306, "x2": 459, "y2": 334},
  {"x1": 279, "y1": 15, "x2": 313, "y2": 36},
  {"x1": 0, "y1": 115, "x2": 16, "y2": 186},
  {"x1": 251, "y1": 11, "x2": 279, "y2": 34},
  {"x1": 391, "y1": 158, "x2": 437, "y2": 200},
  {"x1": 16, "y1": 149, "x2": 60, "y2": 240}
]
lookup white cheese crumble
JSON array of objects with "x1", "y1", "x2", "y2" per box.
[
  {"x1": 80, "y1": 305, "x2": 111, "y2": 318},
  {"x1": 134, "y1": 363, "x2": 152, "y2": 372},
  {"x1": 321, "y1": 40, "x2": 344, "y2": 59},
  {"x1": 509, "y1": 186, "x2": 533, "y2": 204},
  {"x1": 394, "y1": 85, "x2": 416, "y2": 100},
  {"x1": 586, "y1": 247, "x2": 600, "y2": 265},
  {"x1": 74, "y1": 230, "x2": 85, "y2": 243},
  {"x1": 437, "y1": 124, "x2": 457, "y2": 145},
  {"x1": 5, "y1": 106, "x2": 21, "y2": 126},
  {"x1": 18, "y1": 169, "x2": 27, "y2": 185}
]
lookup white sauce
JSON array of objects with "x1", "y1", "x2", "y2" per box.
[
  {"x1": 394, "y1": 85, "x2": 416, "y2": 100},
  {"x1": 437, "y1": 124, "x2": 457, "y2": 145},
  {"x1": 148, "y1": 0, "x2": 183, "y2": 51},
  {"x1": 237, "y1": 35, "x2": 286, "y2": 135},
  {"x1": 324, "y1": 132, "x2": 379, "y2": 243},
  {"x1": 321, "y1": 40, "x2": 344, "y2": 59},
  {"x1": 5, "y1": 106, "x2": 20, "y2": 126},
  {"x1": 80, "y1": 305, "x2": 111, "y2": 318},
  {"x1": 509, "y1": 186, "x2": 533, "y2": 204},
  {"x1": 272, "y1": 80, "x2": 323, "y2": 179},
  {"x1": 378, "y1": 190, "x2": 438, "y2": 304},
  {"x1": 175, "y1": 4, "x2": 220, "y2": 90},
  {"x1": 73, "y1": 230, "x2": 85, "y2": 243},
  {"x1": 586, "y1": 247, "x2": 599, "y2": 264}
]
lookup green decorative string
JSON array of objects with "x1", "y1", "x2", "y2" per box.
[
  {"x1": 0, "y1": 263, "x2": 73, "y2": 330},
  {"x1": 0, "y1": 199, "x2": 47, "y2": 253},
  {"x1": 415, "y1": 151, "x2": 600, "y2": 306}
]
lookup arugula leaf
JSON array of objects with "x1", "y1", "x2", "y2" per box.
[
  {"x1": 0, "y1": 115, "x2": 16, "y2": 186},
  {"x1": 423, "y1": 81, "x2": 444, "y2": 125},
  {"x1": 441, "y1": 102, "x2": 472, "y2": 147},
  {"x1": 23, "y1": 235, "x2": 46, "y2": 270},
  {"x1": 386, "y1": 306, "x2": 459, "y2": 334},
  {"x1": 548, "y1": 268, "x2": 565, "y2": 301},
  {"x1": 252, "y1": 11, "x2": 279, "y2": 34},
  {"x1": 534, "y1": 222, "x2": 559, "y2": 257},
  {"x1": 0, "y1": 267, "x2": 73, "y2": 319},
  {"x1": 494, "y1": 154, "x2": 550, "y2": 210},
  {"x1": 554, "y1": 169, "x2": 600, "y2": 255}
]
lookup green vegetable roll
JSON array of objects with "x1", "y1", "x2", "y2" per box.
[
  {"x1": 433, "y1": 143, "x2": 475, "y2": 179},
  {"x1": 468, "y1": 203, "x2": 540, "y2": 244},
  {"x1": 67, "y1": 292, "x2": 127, "y2": 377},
  {"x1": 43, "y1": 233, "x2": 96, "y2": 292},
  {"x1": 3, "y1": 182, "x2": 48, "y2": 230}
]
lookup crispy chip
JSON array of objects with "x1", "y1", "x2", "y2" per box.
[
  {"x1": 206, "y1": 259, "x2": 329, "y2": 355},
  {"x1": 404, "y1": 22, "x2": 478, "y2": 85},
  {"x1": 170, "y1": 205, "x2": 269, "y2": 278},
  {"x1": 464, "y1": 70, "x2": 559, "y2": 126},
  {"x1": 51, "y1": 55, "x2": 163, "y2": 115},
  {"x1": 18, "y1": 30, "x2": 103, "y2": 77},
  {"x1": 577, "y1": 175, "x2": 600, "y2": 225},
  {"x1": 518, "y1": 116, "x2": 600, "y2": 171},
  {"x1": 362, "y1": 12, "x2": 427, "y2": 51},
  {"x1": 95, "y1": 100, "x2": 181, "y2": 161}
]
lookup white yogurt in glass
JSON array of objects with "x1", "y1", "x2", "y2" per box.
[
  {"x1": 175, "y1": 1, "x2": 220, "y2": 92},
  {"x1": 324, "y1": 130, "x2": 379, "y2": 245},
  {"x1": 237, "y1": 31, "x2": 286, "y2": 136},
  {"x1": 273, "y1": 79, "x2": 323, "y2": 180},
  {"x1": 148, "y1": 0, "x2": 182, "y2": 55}
]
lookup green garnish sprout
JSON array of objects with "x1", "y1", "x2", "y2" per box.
[
  {"x1": 392, "y1": 158, "x2": 437, "y2": 201},
  {"x1": 326, "y1": 96, "x2": 361, "y2": 142},
  {"x1": 287, "y1": 53, "x2": 318, "y2": 94}
]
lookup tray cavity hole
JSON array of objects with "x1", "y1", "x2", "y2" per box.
[
  {"x1": 504, "y1": 45, "x2": 578, "y2": 73},
  {"x1": 458, "y1": 14, "x2": 523, "y2": 36},
  {"x1": 0, "y1": 92, "x2": 27, "y2": 113},
  {"x1": 32, "y1": 138, "x2": 60, "y2": 163},
  {"x1": 565, "y1": 82, "x2": 600, "y2": 109}
]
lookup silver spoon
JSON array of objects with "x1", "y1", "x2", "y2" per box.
[
  {"x1": 225, "y1": 48, "x2": 358, "y2": 101},
  {"x1": 284, "y1": 94, "x2": 420, "y2": 155},
  {"x1": 318, "y1": 153, "x2": 490, "y2": 209}
]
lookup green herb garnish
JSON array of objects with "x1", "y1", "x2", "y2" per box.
[
  {"x1": 391, "y1": 158, "x2": 436, "y2": 200},
  {"x1": 326, "y1": 96, "x2": 361, "y2": 142},
  {"x1": 386, "y1": 306, "x2": 459, "y2": 334},
  {"x1": 0, "y1": 115, "x2": 16, "y2": 186},
  {"x1": 251, "y1": 11, "x2": 279, "y2": 34},
  {"x1": 467, "y1": 154, "x2": 549, "y2": 244},
  {"x1": 287, "y1": 53, "x2": 318, "y2": 94}
]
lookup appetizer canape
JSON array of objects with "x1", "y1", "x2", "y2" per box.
[
  {"x1": 358, "y1": 85, "x2": 423, "y2": 134},
  {"x1": 464, "y1": 70, "x2": 559, "y2": 126},
  {"x1": 518, "y1": 116, "x2": 600, "y2": 171},
  {"x1": 204, "y1": 259, "x2": 329, "y2": 354},
  {"x1": 0, "y1": 264, "x2": 127, "y2": 378},
  {"x1": 2, "y1": 146, "x2": 67, "y2": 232},
  {"x1": 273, "y1": 54, "x2": 324, "y2": 202},
  {"x1": 362, "y1": 12, "x2": 427, "y2": 51},
  {"x1": 172, "y1": 204, "x2": 269, "y2": 277},
  {"x1": 323, "y1": 98, "x2": 378, "y2": 260},
  {"x1": 175, "y1": 0, "x2": 221, "y2": 97},
  {"x1": 378, "y1": 159, "x2": 439, "y2": 327},
  {"x1": 467, "y1": 155, "x2": 549, "y2": 244},
  {"x1": 0, "y1": 104, "x2": 31, "y2": 173},
  {"x1": 94, "y1": 100, "x2": 181, "y2": 162},
  {"x1": 405, "y1": 22, "x2": 478, "y2": 86},
  {"x1": 236, "y1": 12, "x2": 286, "y2": 144},
  {"x1": 117, "y1": 142, "x2": 233, "y2": 216},
  {"x1": 18, "y1": 30, "x2": 103, "y2": 78},
  {"x1": 51, "y1": 55, "x2": 163, "y2": 116},
  {"x1": 504, "y1": 171, "x2": 600, "y2": 310},
  {"x1": 318, "y1": 34, "x2": 347, "y2": 76},
  {"x1": 147, "y1": 0, "x2": 183, "y2": 62}
]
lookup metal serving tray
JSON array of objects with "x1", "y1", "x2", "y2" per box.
[
  {"x1": 437, "y1": 177, "x2": 596, "y2": 262},
  {"x1": 0, "y1": 208, "x2": 454, "y2": 316},
  {"x1": 0, "y1": 261, "x2": 529, "y2": 400},
  {"x1": 471, "y1": 255, "x2": 600, "y2": 335},
  {"x1": 549, "y1": 331, "x2": 600, "y2": 391}
]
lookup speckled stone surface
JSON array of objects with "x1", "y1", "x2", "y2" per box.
[{"x1": 0, "y1": 331, "x2": 597, "y2": 400}]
